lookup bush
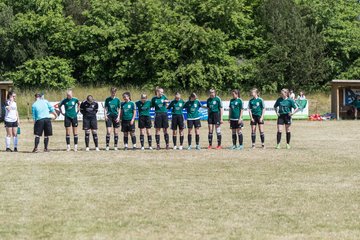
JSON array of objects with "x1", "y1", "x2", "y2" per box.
[{"x1": 6, "y1": 56, "x2": 75, "y2": 89}]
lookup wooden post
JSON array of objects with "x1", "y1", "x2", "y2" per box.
[{"x1": 27, "y1": 102, "x2": 30, "y2": 121}]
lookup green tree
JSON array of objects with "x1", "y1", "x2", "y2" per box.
[
  {"x1": 6, "y1": 56, "x2": 75, "y2": 89},
  {"x1": 256, "y1": 0, "x2": 329, "y2": 92}
]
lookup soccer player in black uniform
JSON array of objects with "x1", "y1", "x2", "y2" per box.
[
  {"x1": 167, "y1": 92, "x2": 185, "y2": 150},
  {"x1": 136, "y1": 94, "x2": 153, "y2": 150},
  {"x1": 151, "y1": 87, "x2": 170, "y2": 150},
  {"x1": 80, "y1": 95, "x2": 99, "y2": 151},
  {"x1": 104, "y1": 87, "x2": 121, "y2": 151},
  {"x1": 120, "y1": 92, "x2": 136, "y2": 150},
  {"x1": 59, "y1": 90, "x2": 80, "y2": 152}
]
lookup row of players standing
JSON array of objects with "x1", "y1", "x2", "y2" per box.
[{"x1": 28, "y1": 87, "x2": 299, "y2": 152}]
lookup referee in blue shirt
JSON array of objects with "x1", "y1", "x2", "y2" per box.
[{"x1": 32, "y1": 93, "x2": 57, "y2": 153}]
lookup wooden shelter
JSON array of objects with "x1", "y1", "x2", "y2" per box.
[{"x1": 331, "y1": 80, "x2": 360, "y2": 120}]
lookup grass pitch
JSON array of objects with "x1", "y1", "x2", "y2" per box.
[{"x1": 0, "y1": 120, "x2": 359, "y2": 239}]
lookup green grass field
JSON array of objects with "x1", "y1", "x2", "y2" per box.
[{"x1": 0, "y1": 120, "x2": 359, "y2": 239}]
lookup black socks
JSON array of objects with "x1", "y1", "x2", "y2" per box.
[{"x1": 85, "y1": 133, "x2": 90, "y2": 147}]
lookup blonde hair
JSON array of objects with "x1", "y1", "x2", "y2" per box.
[
  {"x1": 155, "y1": 86, "x2": 163, "y2": 95},
  {"x1": 250, "y1": 88, "x2": 259, "y2": 96}
]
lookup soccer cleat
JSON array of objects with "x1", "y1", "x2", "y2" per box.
[
  {"x1": 207, "y1": 145, "x2": 212, "y2": 150},
  {"x1": 216, "y1": 146, "x2": 222, "y2": 150},
  {"x1": 6, "y1": 148, "x2": 12, "y2": 152},
  {"x1": 179, "y1": 146, "x2": 183, "y2": 150},
  {"x1": 32, "y1": 148, "x2": 39, "y2": 153},
  {"x1": 149, "y1": 146, "x2": 153, "y2": 150},
  {"x1": 74, "y1": 145, "x2": 78, "y2": 152},
  {"x1": 156, "y1": 145, "x2": 161, "y2": 150},
  {"x1": 44, "y1": 149, "x2": 50, "y2": 153},
  {"x1": 195, "y1": 145, "x2": 201, "y2": 150},
  {"x1": 124, "y1": 147, "x2": 128, "y2": 151},
  {"x1": 141, "y1": 147, "x2": 145, "y2": 151},
  {"x1": 105, "y1": 146, "x2": 110, "y2": 151},
  {"x1": 262, "y1": 144, "x2": 266, "y2": 149},
  {"x1": 66, "y1": 145, "x2": 71, "y2": 152},
  {"x1": 187, "y1": 145, "x2": 192, "y2": 150},
  {"x1": 14, "y1": 148, "x2": 18, "y2": 152},
  {"x1": 230, "y1": 145, "x2": 236, "y2": 150},
  {"x1": 173, "y1": 146, "x2": 177, "y2": 150},
  {"x1": 166, "y1": 145, "x2": 170, "y2": 150},
  {"x1": 237, "y1": 145, "x2": 244, "y2": 150},
  {"x1": 114, "y1": 147, "x2": 118, "y2": 151},
  {"x1": 86, "y1": 147, "x2": 90, "y2": 152},
  {"x1": 251, "y1": 145, "x2": 256, "y2": 149},
  {"x1": 275, "y1": 144, "x2": 281, "y2": 149},
  {"x1": 286, "y1": 144, "x2": 291, "y2": 149},
  {"x1": 95, "y1": 147, "x2": 100, "y2": 152}
]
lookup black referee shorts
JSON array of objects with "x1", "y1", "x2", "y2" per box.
[{"x1": 34, "y1": 118, "x2": 53, "y2": 136}]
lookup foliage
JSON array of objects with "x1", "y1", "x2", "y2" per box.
[
  {"x1": 6, "y1": 56, "x2": 75, "y2": 89},
  {"x1": 0, "y1": 0, "x2": 359, "y2": 92}
]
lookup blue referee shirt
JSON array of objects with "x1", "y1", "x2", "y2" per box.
[{"x1": 32, "y1": 98, "x2": 55, "y2": 121}]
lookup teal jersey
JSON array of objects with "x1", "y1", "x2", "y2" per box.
[
  {"x1": 136, "y1": 100, "x2": 151, "y2": 117},
  {"x1": 59, "y1": 97, "x2": 79, "y2": 119},
  {"x1": 167, "y1": 99, "x2": 185, "y2": 115},
  {"x1": 184, "y1": 99, "x2": 202, "y2": 120},
  {"x1": 206, "y1": 96, "x2": 222, "y2": 113},
  {"x1": 274, "y1": 97, "x2": 298, "y2": 115},
  {"x1": 151, "y1": 95, "x2": 168, "y2": 113},
  {"x1": 229, "y1": 98, "x2": 243, "y2": 120},
  {"x1": 121, "y1": 101, "x2": 135, "y2": 121},
  {"x1": 105, "y1": 97, "x2": 121, "y2": 117},
  {"x1": 248, "y1": 97, "x2": 265, "y2": 117},
  {"x1": 353, "y1": 99, "x2": 360, "y2": 109}
]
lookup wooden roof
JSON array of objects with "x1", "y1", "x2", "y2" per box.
[
  {"x1": 331, "y1": 80, "x2": 360, "y2": 86},
  {"x1": 0, "y1": 81, "x2": 13, "y2": 86}
]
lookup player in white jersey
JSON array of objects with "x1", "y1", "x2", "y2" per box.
[{"x1": 4, "y1": 91, "x2": 20, "y2": 152}]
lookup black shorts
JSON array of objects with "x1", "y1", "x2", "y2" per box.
[
  {"x1": 208, "y1": 112, "x2": 220, "y2": 125},
  {"x1": 106, "y1": 115, "x2": 120, "y2": 128},
  {"x1": 138, "y1": 116, "x2": 152, "y2": 129},
  {"x1": 250, "y1": 115, "x2": 264, "y2": 125},
  {"x1": 171, "y1": 115, "x2": 185, "y2": 130},
  {"x1": 5, "y1": 121, "x2": 18, "y2": 128},
  {"x1": 64, "y1": 116, "x2": 78, "y2": 128},
  {"x1": 230, "y1": 120, "x2": 244, "y2": 129},
  {"x1": 34, "y1": 118, "x2": 53, "y2": 136},
  {"x1": 277, "y1": 114, "x2": 292, "y2": 125},
  {"x1": 187, "y1": 119, "x2": 201, "y2": 129},
  {"x1": 121, "y1": 120, "x2": 135, "y2": 132},
  {"x1": 83, "y1": 116, "x2": 98, "y2": 130},
  {"x1": 154, "y1": 113, "x2": 169, "y2": 129}
]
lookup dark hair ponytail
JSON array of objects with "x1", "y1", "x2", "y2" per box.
[{"x1": 7, "y1": 91, "x2": 13, "y2": 99}]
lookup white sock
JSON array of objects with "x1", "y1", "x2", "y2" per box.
[
  {"x1": 13, "y1": 137, "x2": 18, "y2": 148},
  {"x1": 5, "y1": 137, "x2": 11, "y2": 148}
]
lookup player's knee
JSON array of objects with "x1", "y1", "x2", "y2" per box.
[{"x1": 216, "y1": 127, "x2": 221, "y2": 134}]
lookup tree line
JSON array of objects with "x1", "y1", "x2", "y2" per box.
[{"x1": 0, "y1": 0, "x2": 359, "y2": 92}]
